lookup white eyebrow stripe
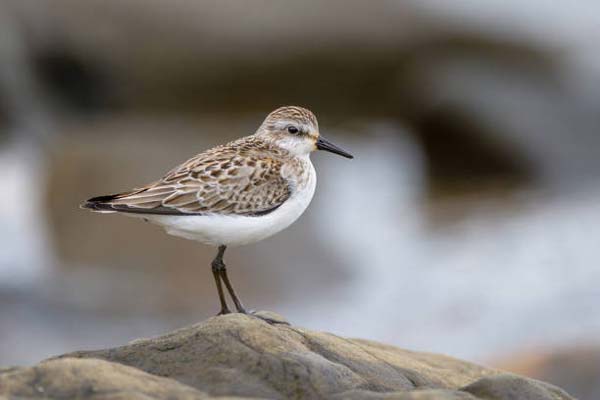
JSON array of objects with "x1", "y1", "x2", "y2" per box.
[{"x1": 274, "y1": 121, "x2": 311, "y2": 132}]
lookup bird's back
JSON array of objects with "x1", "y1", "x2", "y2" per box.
[{"x1": 83, "y1": 136, "x2": 302, "y2": 217}]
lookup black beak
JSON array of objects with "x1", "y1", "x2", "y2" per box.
[{"x1": 316, "y1": 137, "x2": 354, "y2": 159}]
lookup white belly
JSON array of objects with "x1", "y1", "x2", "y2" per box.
[{"x1": 142, "y1": 163, "x2": 317, "y2": 246}]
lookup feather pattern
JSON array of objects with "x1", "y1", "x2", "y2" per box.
[{"x1": 84, "y1": 136, "x2": 307, "y2": 216}]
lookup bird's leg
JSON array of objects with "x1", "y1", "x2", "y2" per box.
[
  {"x1": 216, "y1": 245, "x2": 247, "y2": 314},
  {"x1": 211, "y1": 246, "x2": 231, "y2": 315},
  {"x1": 214, "y1": 247, "x2": 286, "y2": 325}
]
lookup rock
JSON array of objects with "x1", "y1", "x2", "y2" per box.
[
  {"x1": 0, "y1": 358, "x2": 215, "y2": 400},
  {"x1": 0, "y1": 313, "x2": 574, "y2": 400},
  {"x1": 462, "y1": 374, "x2": 572, "y2": 400},
  {"x1": 497, "y1": 345, "x2": 600, "y2": 400}
]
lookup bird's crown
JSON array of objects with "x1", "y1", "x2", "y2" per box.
[{"x1": 261, "y1": 106, "x2": 318, "y2": 131}]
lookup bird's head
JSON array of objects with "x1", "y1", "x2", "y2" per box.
[{"x1": 255, "y1": 106, "x2": 353, "y2": 159}]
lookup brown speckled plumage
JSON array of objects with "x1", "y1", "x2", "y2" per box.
[{"x1": 84, "y1": 108, "x2": 317, "y2": 216}]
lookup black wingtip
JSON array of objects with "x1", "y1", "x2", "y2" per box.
[
  {"x1": 86, "y1": 194, "x2": 119, "y2": 203},
  {"x1": 81, "y1": 194, "x2": 118, "y2": 211},
  {"x1": 80, "y1": 201, "x2": 110, "y2": 211}
]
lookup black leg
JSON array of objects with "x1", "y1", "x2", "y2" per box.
[
  {"x1": 215, "y1": 245, "x2": 247, "y2": 314},
  {"x1": 220, "y1": 268, "x2": 247, "y2": 314},
  {"x1": 211, "y1": 246, "x2": 231, "y2": 315}
]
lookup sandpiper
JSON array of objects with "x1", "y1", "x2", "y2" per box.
[{"x1": 83, "y1": 106, "x2": 353, "y2": 316}]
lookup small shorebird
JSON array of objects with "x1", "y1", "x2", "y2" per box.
[{"x1": 83, "y1": 106, "x2": 353, "y2": 316}]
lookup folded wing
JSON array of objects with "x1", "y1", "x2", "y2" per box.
[{"x1": 83, "y1": 145, "x2": 291, "y2": 217}]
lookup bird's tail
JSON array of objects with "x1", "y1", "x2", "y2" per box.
[
  {"x1": 81, "y1": 188, "x2": 146, "y2": 213},
  {"x1": 81, "y1": 194, "x2": 122, "y2": 213}
]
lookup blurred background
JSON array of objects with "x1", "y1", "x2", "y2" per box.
[{"x1": 1, "y1": 1, "x2": 599, "y2": 398}]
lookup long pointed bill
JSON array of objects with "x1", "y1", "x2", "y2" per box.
[{"x1": 316, "y1": 137, "x2": 354, "y2": 159}]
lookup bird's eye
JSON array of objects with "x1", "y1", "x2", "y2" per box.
[{"x1": 287, "y1": 125, "x2": 299, "y2": 134}]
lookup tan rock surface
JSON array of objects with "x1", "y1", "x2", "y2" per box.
[
  {"x1": 1, "y1": 313, "x2": 574, "y2": 400},
  {"x1": 0, "y1": 358, "x2": 227, "y2": 400}
]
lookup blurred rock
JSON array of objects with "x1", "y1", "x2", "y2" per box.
[
  {"x1": 6, "y1": 0, "x2": 568, "y2": 197},
  {"x1": 0, "y1": 314, "x2": 563, "y2": 399},
  {"x1": 497, "y1": 345, "x2": 600, "y2": 400},
  {"x1": 5, "y1": 0, "x2": 600, "y2": 195}
]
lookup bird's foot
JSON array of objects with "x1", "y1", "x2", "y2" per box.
[
  {"x1": 215, "y1": 307, "x2": 289, "y2": 325},
  {"x1": 216, "y1": 307, "x2": 232, "y2": 316}
]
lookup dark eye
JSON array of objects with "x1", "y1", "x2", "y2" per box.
[{"x1": 287, "y1": 125, "x2": 299, "y2": 134}]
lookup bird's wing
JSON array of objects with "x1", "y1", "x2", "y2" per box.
[{"x1": 84, "y1": 141, "x2": 292, "y2": 216}]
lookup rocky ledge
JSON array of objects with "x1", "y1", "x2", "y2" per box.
[{"x1": 0, "y1": 313, "x2": 574, "y2": 400}]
